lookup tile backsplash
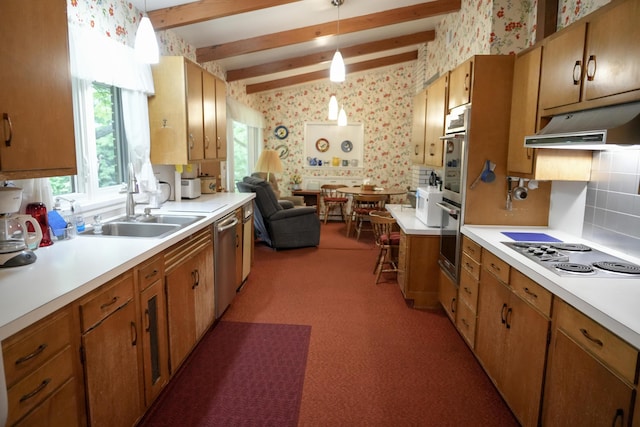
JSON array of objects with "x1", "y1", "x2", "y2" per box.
[{"x1": 583, "y1": 149, "x2": 640, "y2": 257}]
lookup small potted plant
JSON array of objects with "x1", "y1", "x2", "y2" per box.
[{"x1": 291, "y1": 174, "x2": 302, "y2": 190}]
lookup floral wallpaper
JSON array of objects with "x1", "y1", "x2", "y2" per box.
[{"x1": 558, "y1": 0, "x2": 611, "y2": 28}]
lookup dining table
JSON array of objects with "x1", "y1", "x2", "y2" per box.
[{"x1": 336, "y1": 186, "x2": 408, "y2": 237}]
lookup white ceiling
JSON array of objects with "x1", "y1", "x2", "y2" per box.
[{"x1": 131, "y1": 0, "x2": 452, "y2": 88}]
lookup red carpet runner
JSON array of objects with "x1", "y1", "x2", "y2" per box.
[{"x1": 140, "y1": 321, "x2": 311, "y2": 427}]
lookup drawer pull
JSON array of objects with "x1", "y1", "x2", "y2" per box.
[
  {"x1": 19, "y1": 378, "x2": 51, "y2": 402},
  {"x1": 144, "y1": 269, "x2": 159, "y2": 280},
  {"x1": 100, "y1": 296, "x2": 119, "y2": 310},
  {"x1": 490, "y1": 263, "x2": 501, "y2": 271},
  {"x1": 463, "y1": 286, "x2": 472, "y2": 295},
  {"x1": 465, "y1": 262, "x2": 474, "y2": 271},
  {"x1": 15, "y1": 344, "x2": 47, "y2": 365},
  {"x1": 580, "y1": 328, "x2": 604, "y2": 347},
  {"x1": 523, "y1": 287, "x2": 538, "y2": 299},
  {"x1": 466, "y1": 246, "x2": 475, "y2": 254}
]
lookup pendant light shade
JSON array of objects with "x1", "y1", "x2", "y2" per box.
[
  {"x1": 330, "y1": 50, "x2": 345, "y2": 83},
  {"x1": 328, "y1": 95, "x2": 339, "y2": 120},
  {"x1": 134, "y1": 14, "x2": 159, "y2": 64},
  {"x1": 338, "y1": 105, "x2": 348, "y2": 126}
]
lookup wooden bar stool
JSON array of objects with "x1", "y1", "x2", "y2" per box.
[{"x1": 369, "y1": 211, "x2": 400, "y2": 284}]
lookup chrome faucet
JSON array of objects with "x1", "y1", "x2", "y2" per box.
[{"x1": 125, "y1": 163, "x2": 140, "y2": 219}]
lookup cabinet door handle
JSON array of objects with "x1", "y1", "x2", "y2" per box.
[
  {"x1": 464, "y1": 73, "x2": 470, "y2": 92},
  {"x1": 523, "y1": 287, "x2": 538, "y2": 299},
  {"x1": 505, "y1": 307, "x2": 512, "y2": 329},
  {"x1": 100, "y1": 296, "x2": 119, "y2": 310},
  {"x1": 572, "y1": 60, "x2": 582, "y2": 85},
  {"x1": 216, "y1": 136, "x2": 221, "y2": 149},
  {"x1": 612, "y1": 408, "x2": 624, "y2": 426},
  {"x1": 414, "y1": 144, "x2": 419, "y2": 156},
  {"x1": 586, "y1": 55, "x2": 597, "y2": 81},
  {"x1": 130, "y1": 322, "x2": 137, "y2": 346},
  {"x1": 500, "y1": 303, "x2": 508, "y2": 324},
  {"x1": 461, "y1": 318, "x2": 469, "y2": 329},
  {"x1": 2, "y1": 113, "x2": 13, "y2": 146},
  {"x1": 205, "y1": 135, "x2": 210, "y2": 149},
  {"x1": 191, "y1": 269, "x2": 200, "y2": 289},
  {"x1": 526, "y1": 147, "x2": 533, "y2": 160},
  {"x1": 189, "y1": 133, "x2": 195, "y2": 149},
  {"x1": 579, "y1": 328, "x2": 604, "y2": 347},
  {"x1": 450, "y1": 297, "x2": 456, "y2": 313},
  {"x1": 19, "y1": 378, "x2": 51, "y2": 403},
  {"x1": 428, "y1": 143, "x2": 435, "y2": 156},
  {"x1": 15, "y1": 344, "x2": 48, "y2": 365},
  {"x1": 144, "y1": 308, "x2": 150, "y2": 332}
]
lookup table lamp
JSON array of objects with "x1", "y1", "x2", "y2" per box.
[{"x1": 255, "y1": 149, "x2": 284, "y2": 182}]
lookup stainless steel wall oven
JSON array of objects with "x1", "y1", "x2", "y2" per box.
[{"x1": 437, "y1": 106, "x2": 470, "y2": 283}]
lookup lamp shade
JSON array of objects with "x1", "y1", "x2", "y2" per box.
[
  {"x1": 330, "y1": 50, "x2": 345, "y2": 83},
  {"x1": 338, "y1": 105, "x2": 347, "y2": 126},
  {"x1": 328, "y1": 95, "x2": 339, "y2": 120},
  {"x1": 134, "y1": 16, "x2": 159, "y2": 64},
  {"x1": 255, "y1": 149, "x2": 284, "y2": 179}
]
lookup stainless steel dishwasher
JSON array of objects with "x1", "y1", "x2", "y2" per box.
[{"x1": 214, "y1": 212, "x2": 239, "y2": 318}]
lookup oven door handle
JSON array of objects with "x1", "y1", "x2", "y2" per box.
[{"x1": 436, "y1": 202, "x2": 460, "y2": 216}]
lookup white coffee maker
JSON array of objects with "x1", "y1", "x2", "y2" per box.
[{"x1": 0, "y1": 187, "x2": 42, "y2": 267}]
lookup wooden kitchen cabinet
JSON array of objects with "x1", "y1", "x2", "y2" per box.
[
  {"x1": 424, "y1": 74, "x2": 448, "y2": 167},
  {"x1": 397, "y1": 231, "x2": 440, "y2": 309},
  {"x1": 164, "y1": 227, "x2": 214, "y2": 373},
  {"x1": 235, "y1": 208, "x2": 243, "y2": 290},
  {"x1": 136, "y1": 255, "x2": 169, "y2": 408},
  {"x1": 448, "y1": 59, "x2": 472, "y2": 111},
  {"x1": 456, "y1": 236, "x2": 481, "y2": 348},
  {"x1": 539, "y1": 0, "x2": 640, "y2": 114},
  {"x1": 79, "y1": 271, "x2": 143, "y2": 427},
  {"x1": 148, "y1": 56, "x2": 227, "y2": 165},
  {"x1": 475, "y1": 251, "x2": 550, "y2": 427},
  {"x1": 0, "y1": 0, "x2": 76, "y2": 180},
  {"x1": 438, "y1": 268, "x2": 457, "y2": 322},
  {"x1": 543, "y1": 300, "x2": 637, "y2": 425},
  {"x1": 410, "y1": 89, "x2": 428, "y2": 164},
  {"x1": 2, "y1": 306, "x2": 84, "y2": 427}
]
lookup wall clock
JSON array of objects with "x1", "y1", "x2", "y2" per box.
[
  {"x1": 274, "y1": 125, "x2": 289, "y2": 139},
  {"x1": 315, "y1": 138, "x2": 329, "y2": 152}
]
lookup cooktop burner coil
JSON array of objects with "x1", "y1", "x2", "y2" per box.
[
  {"x1": 592, "y1": 261, "x2": 640, "y2": 275},
  {"x1": 551, "y1": 243, "x2": 592, "y2": 252},
  {"x1": 554, "y1": 263, "x2": 596, "y2": 274}
]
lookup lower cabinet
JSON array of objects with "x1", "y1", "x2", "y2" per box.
[
  {"x1": 397, "y1": 231, "x2": 440, "y2": 309},
  {"x1": 542, "y1": 299, "x2": 638, "y2": 426},
  {"x1": 79, "y1": 271, "x2": 143, "y2": 427},
  {"x1": 475, "y1": 254, "x2": 551, "y2": 427},
  {"x1": 438, "y1": 268, "x2": 457, "y2": 322},
  {"x1": 164, "y1": 227, "x2": 215, "y2": 373}
]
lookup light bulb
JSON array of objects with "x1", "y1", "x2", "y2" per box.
[
  {"x1": 328, "y1": 95, "x2": 338, "y2": 120},
  {"x1": 338, "y1": 105, "x2": 347, "y2": 126},
  {"x1": 134, "y1": 16, "x2": 159, "y2": 64},
  {"x1": 330, "y1": 50, "x2": 345, "y2": 83}
]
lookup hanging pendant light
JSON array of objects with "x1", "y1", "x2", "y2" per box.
[
  {"x1": 134, "y1": 0, "x2": 159, "y2": 64},
  {"x1": 329, "y1": 0, "x2": 345, "y2": 83},
  {"x1": 328, "y1": 95, "x2": 339, "y2": 120},
  {"x1": 338, "y1": 105, "x2": 348, "y2": 126}
]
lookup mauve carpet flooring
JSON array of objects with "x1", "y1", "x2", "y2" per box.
[{"x1": 143, "y1": 222, "x2": 519, "y2": 426}]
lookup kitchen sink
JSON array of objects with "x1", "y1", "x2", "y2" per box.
[{"x1": 79, "y1": 214, "x2": 206, "y2": 238}]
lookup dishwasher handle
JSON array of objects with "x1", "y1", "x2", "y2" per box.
[{"x1": 217, "y1": 216, "x2": 238, "y2": 232}]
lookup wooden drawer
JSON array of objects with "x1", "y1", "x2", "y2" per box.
[
  {"x1": 14, "y1": 377, "x2": 80, "y2": 427},
  {"x1": 462, "y1": 235, "x2": 481, "y2": 262},
  {"x1": 510, "y1": 269, "x2": 552, "y2": 317},
  {"x1": 482, "y1": 250, "x2": 510, "y2": 284},
  {"x1": 461, "y1": 252, "x2": 481, "y2": 281},
  {"x1": 458, "y1": 269, "x2": 479, "y2": 312},
  {"x1": 7, "y1": 346, "x2": 74, "y2": 426},
  {"x1": 2, "y1": 309, "x2": 72, "y2": 388},
  {"x1": 555, "y1": 300, "x2": 638, "y2": 384},
  {"x1": 79, "y1": 271, "x2": 134, "y2": 332},
  {"x1": 456, "y1": 300, "x2": 476, "y2": 348},
  {"x1": 138, "y1": 255, "x2": 163, "y2": 292}
]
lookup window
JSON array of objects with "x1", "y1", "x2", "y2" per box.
[
  {"x1": 232, "y1": 121, "x2": 261, "y2": 185},
  {"x1": 49, "y1": 80, "x2": 129, "y2": 199}
]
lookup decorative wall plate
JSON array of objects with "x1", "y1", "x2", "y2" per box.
[
  {"x1": 315, "y1": 138, "x2": 329, "y2": 152},
  {"x1": 275, "y1": 144, "x2": 289, "y2": 159},
  {"x1": 341, "y1": 140, "x2": 353, "y2": 152},
  {"x1": 274, "y1": 125, "x2": 289, "y2": 140}
]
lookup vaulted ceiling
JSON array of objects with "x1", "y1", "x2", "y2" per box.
[{"x1": 133, "y1": 0, "x2": 462, "y2": 93}]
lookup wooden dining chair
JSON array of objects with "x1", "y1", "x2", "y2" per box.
[
  {"x1": 369, "y1": 211, "x2": 400, "y2": 283},
  {"x1": 320, "y1": 184, "x2": 348, "y2": 224},
  {"x1": 348, "y1": 194, "x2": 387, "y2": 240}
]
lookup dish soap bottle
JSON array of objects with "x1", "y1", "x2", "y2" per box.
[{"x1": 72, "y1": 200, "x2": 85, "y2": 232}]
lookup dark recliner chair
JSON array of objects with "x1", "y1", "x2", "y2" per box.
[{"x1": 237, "y1": 176, "x2": 320, "y2": 249}]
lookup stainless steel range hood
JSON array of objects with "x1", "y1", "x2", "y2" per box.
[{"x1": 524, "y1": 102, "x2": 640, "y2": 149}]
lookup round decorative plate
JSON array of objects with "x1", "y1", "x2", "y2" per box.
[
  {"x1": 275, "y1": 144, "x2": 289, "y2": 159},
  {"x1": 315, "y1": 138, "x2": 330, "y2": 152},
  {"x1": 274, "y1": 125, "x2": 289, "y2": 140},
  {"x1": 341, "y1": 140, "x2": 353, "y2": 152}
]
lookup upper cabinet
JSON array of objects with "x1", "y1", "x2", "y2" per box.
[
  {"x1": 0, "y1": 0, "x2": 76, "y2": 180},
  {"x1": 148, "y1": 56, "x2": 227, "y2": 165},
  {"x1": 424, "y1": 74, "x2": 448, "y2": 168},
  {"x1": 448, "y1": 59, "x2": 473, "y2": 111},
  {"x1": 410, "y1": 89, "x2": 428, "y2": 164},
  {"x1": 539, "y1": 0, "x2": 640, "y2": 114}
]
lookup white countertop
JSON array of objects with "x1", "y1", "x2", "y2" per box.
[
  {"x1": 462, "y1": 225, "x2": 640, "y2": 350},
  {"x1": 0, "y1": 192, "x2": 253, "y2": 341},
  {"x1": 386, "y1": 204, "x2": 441, "y2": 236}
]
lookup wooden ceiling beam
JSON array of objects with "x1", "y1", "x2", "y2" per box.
[
  {"x1": 227, "y1": 31, "x2": 434, "y2": 82},
  {"x1": 149, "y1": 0, "x2": 302, "y2": 30},
  {"x1": 196, "y1": 0, "x2": 460, "y2": 63},
  {"x1": 245, "y1": 50, "x2": 418, "y2": 94}
]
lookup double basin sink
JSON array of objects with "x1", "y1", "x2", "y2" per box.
[{"x1": 80, "y1": 214, "x2": 206, "y2": 238}]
